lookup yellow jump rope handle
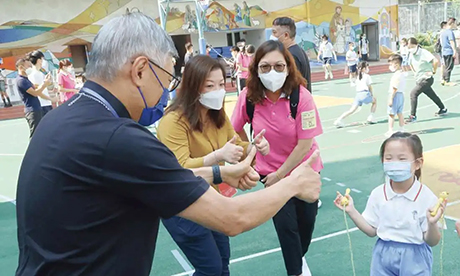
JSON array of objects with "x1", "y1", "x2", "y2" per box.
[
  {"x1": 431, "y1": 191, "x2": 449, "y2": 217},
  {"x1": 341, "y1": 188, "x2": 351, "y2": 206}
]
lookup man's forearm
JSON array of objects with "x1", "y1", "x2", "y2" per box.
[{"x1": 190, "y1": 167, "x2": 214, "y2": 184}]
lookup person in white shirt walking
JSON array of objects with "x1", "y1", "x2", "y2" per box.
[
  {"x1": 399, "y1": 38, "x2": 409, "y2": 72},
  {"x1": 26, "y1": 51, "x2": 56, "y2": 116},
  {"x1": 317, "y1": 35, "x2": 337, "y2": 80},
  {"x1": 334, "y1": 61, "x2": 377, "y2": 127},
  {"x1": 386, "y1": 54, "x2": 406, "y2": 137},
  {"x1": 0, "y1": 68, "x2": 12, "y2": 108},
  {"x1": 346, "y1": 42, "x2": 358, "y2": 86}
]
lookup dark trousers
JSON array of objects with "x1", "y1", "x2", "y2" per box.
[
  {"x1": 24, "y1": 110, "x2": 43, "y2": 139},
  {"x1": 162, "y1": 216, "x2": 230, "y2": 276},
  {"x1": 42, "y1": 105, "x2": 53, "y2": 117},
  {"x1": 260, "y1": 175, "x2": 318, "y2": 276},
  {"x1": 410, "y1": 77, "x2": 445, "y2": 117},
  {"x1": 442, "y1": 55, "x2": 454, "y2": 82},
  {"x1": 239, "y1": 78, "x2": 247, "y2": 90}
]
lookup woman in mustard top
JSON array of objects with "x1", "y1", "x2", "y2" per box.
[{"x1": 157, "y1": 55, "x2": 269, "y2": 276}]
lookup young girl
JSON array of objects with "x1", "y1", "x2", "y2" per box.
[
  {"x1": 386, "y1": 54, "x2": 406, "y2": 137},
  {"x1": 346, "y1": 42, "x2": 358, "y2": 86},
  {"x1": 399, "y1": 38, "x2": 409, "y2": 72},
  {"x1": 334, "y1": 61, "x2": 377, "y2": 127},
  {"x1": 334, "y1": 132, "x2": 446, "y2": 275}
]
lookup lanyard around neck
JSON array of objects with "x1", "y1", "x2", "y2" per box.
[{"x1": 80, "y1": 87, "x2": 119, "y2": 118}]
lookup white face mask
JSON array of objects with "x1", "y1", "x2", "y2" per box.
[
  {"x1": 408, "y1": 47, "x2": 417, "y2": 54},
  {"x1": 365, "y1": 68, "x2": 370, "y2": 74},
  {"x1": 259, "y1": 70, "x2": 287, "y2": 92},
  {"x1": 199, "y1": 88, "x2": 226, "y2": 110},
  {"x1": 25, "y1": 68, "x2": 33, "y2": 76},
  {"x1": 389, "y1": 65, "x2": 396, "y2": 72},
  {"x1": 270, "y1": 35, "x2": 278, "y2": 41}
]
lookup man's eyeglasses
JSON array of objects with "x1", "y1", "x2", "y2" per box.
[
  {"x1": 148, "y1": 59, "x2": 181, "y2": 92},
  {"x1": 258, "y1": 63, "x2": 286, "y2": 74}
]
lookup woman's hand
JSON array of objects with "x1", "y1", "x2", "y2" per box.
[
  {"x1": 334, "y1": 191, "x2": 356, "y2": 213},
  {"x1": 218, "y1": 135, "x2": 244, "y2": 164},
  {"x1": 262, "y1": 172, "x2": 281, "y2": 187},
  {"x1": 253, "y1": 129, "x2": 269, "y2": 156}
]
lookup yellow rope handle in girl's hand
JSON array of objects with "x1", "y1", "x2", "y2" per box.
[
  {"x1": 431, "y1": 191, "x2": 448, "y2": 276},
  {"x1": 340, "y1": 188, "x2": 356, "y2": 276}
]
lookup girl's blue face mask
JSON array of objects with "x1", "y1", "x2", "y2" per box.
[{"x1": 383, "y1": 161, "x2": 415, "y2": 182}]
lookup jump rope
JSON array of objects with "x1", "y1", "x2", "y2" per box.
[{"x1": 339, "y1": 189, "x2": 448, "y2": 276}]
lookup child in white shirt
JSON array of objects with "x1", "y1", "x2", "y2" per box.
[
  {"x1": 346, "y1": 42, "x2": 358, "y2": 86},
  {"x1": 386, "y1": 54, "x2": 406, "y2": 137},
  {"x1": 334, "y1": 61, "x2": 377, "y2": 127},
  {"x1": 334, "y1": 132, "x2": 446, "y2": 276}
]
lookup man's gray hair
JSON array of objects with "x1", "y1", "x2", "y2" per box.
[{"x1": 86, "y1": 11, "x2": 178, "y2": 81}]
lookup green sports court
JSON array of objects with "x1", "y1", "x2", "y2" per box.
[{"x1": 1, "y1": 70, "x2": 460, "y2": 275}]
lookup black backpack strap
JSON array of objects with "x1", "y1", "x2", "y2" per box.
[
  {"x1": 246, "y1": 97, "x2": 255, "y2": 138},
  {"x1": 289, "y1": 86, "x2": 300, "y2": 119}
]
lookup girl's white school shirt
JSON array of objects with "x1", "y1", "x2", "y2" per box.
[
  {"x1": 355, "y1": 73, "x2": 372, "y2": 92},
  {"x1": 362, "y1": 177, "x2": 444, "y2": 245}
]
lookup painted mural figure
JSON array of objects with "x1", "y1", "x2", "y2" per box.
[
  {"x1": 183, "y1": 5, "x2": 198, "y2": 32},
  {"x1": 334, "y1": 18, "x2": 346, "y2": 54},
  {"x1": 345, "y1": 19, "x2": 356, "y2": 45},
  {"x1": 329, "y1": 6, "x2": 344, "y2": 45},
  {"x1": 233, "y1": 4, "x2": 243, "y2": 22},
  {"x1": 242, "y1": 1, "x2": 251, "y2": 27}
]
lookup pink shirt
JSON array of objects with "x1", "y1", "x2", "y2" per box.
[
  {"x1": 231, "y1": 86, "x2": 323, "y2": 176},
  {"x1": 58, "y1": 72, "x2": 76, "y2": 102},
  {"x1": 237, "y1": 53, "x2": 252, "y2": 79}
]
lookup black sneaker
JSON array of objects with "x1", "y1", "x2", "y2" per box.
[
  {"x1": 405, "y1": 115, "x2": 417, "y2": 123},
  {"x1": 435, "y1": 109, "x2": 448, "y2": 116}
]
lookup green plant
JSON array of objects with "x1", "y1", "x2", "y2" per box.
[{"x1": 414, "y1": 31, "x2": 437, "y2": 53}]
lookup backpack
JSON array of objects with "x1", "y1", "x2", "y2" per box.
[
  {"x1": 435, "y1": 38, "x2": 442, "y2": 54},
  {"x1": 245, "y1": 86, "x2": 300, "y2": 138}
]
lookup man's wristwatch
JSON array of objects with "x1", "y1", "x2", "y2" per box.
[{"x1": 212, "y1": 165, "x2": 223, "y2": 184}]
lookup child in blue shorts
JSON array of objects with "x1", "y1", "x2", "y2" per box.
[
  {"x1": 334, "y1": 61, "x2": 377, "y2": 127},
  {"x1": 334, "y1": 132, "x2": 447, "y2": 276},
  {"x1": 386, "y1": 54, "x2": 406, "y2": 137}
]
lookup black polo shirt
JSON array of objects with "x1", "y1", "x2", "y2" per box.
[
  {"x1": 289, "y1": 44, "x2": 312, "y2": 93},
  {"x1": 16, "y1": 80, "x2": 209, "y2": 276}
]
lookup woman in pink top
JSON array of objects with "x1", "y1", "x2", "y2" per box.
[
  {"x1": 58, "y1": 60, "x2": 79, "y2": 103},
  {"x1": 237, "y1": 44, "x2": 255, "y2": 93},
  {"x1": 231, "y1": 40, "x2": 323, "y2": 276}
]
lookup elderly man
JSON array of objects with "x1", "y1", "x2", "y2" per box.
[{"x1": 15, "y1": 11, "x2": 321, "y2": 276}]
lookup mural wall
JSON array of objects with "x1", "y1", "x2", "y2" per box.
[{"x1": 0, "y1": 0, "x2": 399, "y2": 73}]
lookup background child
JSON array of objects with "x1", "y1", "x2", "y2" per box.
[
  {"x1": 346, "y1": 42, "x2": 358, "y2": 86},
  {"x1": 334, "y1": 61, "x2": 376, "y2": 127},
  {"x1": 387, "y1": 54, "x2": 406, "y2": 137},
  {"x1": 334, "y1": 132, "x2": 446, "y2": 276},
  {"x1": 399, "y1": 38, "x2": 409, "y2": 71}
]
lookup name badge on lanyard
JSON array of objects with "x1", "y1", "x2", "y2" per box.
[{"x1": 80, "y1": 88, "x2": 119, "y2": 118}]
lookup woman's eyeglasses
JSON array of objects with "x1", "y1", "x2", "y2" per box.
[{"x1": 258, "y1": 63, "x2": 286, "y2": 74}]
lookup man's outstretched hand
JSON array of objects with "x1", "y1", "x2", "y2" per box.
[{"x1": 221, "y1": 147, "x2": 259, "y2": 191}]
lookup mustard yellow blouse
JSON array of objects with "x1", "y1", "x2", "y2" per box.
[{"x1": 157, "y1": 110, "x2": 249, "y2": 191}]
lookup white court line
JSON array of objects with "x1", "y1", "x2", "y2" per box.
[
  {"x1": 0, "y1": 122, "x2": 24, "y2": 128},
  {"x1": 322, "y1": 177, "x2": 332, "y2": 181},
  {"x1": 0, "y1": 194, "x2": 16, "y2": 205},
  {"x1": 336, "y1": 182, "x2": 345, "y2": 187},
  {"x1": 321, "y1": 91, "x2": 460, "y2": 127},
  {"x1": 0, "y1": 153, "x2": 24, "y2": 157},
  {"x1": 170, "y1": 227, "x2": 359, "y2": 276},
  {"x1": 351, "y1": 188, "x2": 362, "y2": 193},
  {"x1": 171, "y1": 250, "x2": 193, "y2": 275}
]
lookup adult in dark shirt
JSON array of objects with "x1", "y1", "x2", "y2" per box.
[
  {"x1": 15, "y1": 58, "x2": 56, "y2": 138},
  {"x1": 272, "y1": 17, "x2": 312, "y2": 93},
  {"x1": 15, "y1": 11, "x2": 322, "y2": 276}
]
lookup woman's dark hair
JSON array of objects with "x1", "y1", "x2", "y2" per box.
[
  {"x1": 245, "y1": 45, "x2": 255, "y2": 54},
  {"x1": 246, "y1": 40, "x2": 306, "y2": 104},
  {"x1": 166, "y1": 55, "x2": 226, "y2": 132},
  {"x1": 59, "y1": 59, "x2": 72, "y2": 70},
  {"x1": 322, "y1": 35, "x2": 328, "y2": 41},
  {"x1": 357, "y1": 61, "x2": 368, "y2": 80},
  {"x1": 26, "y1": 51, "x2": 45, "y2": 65},
  {"x1": 231, "y1": 46, "x2": 240, "y2": 53},
  {"x1": 380, "y1": 132, "x2": 423, "y2": 179}
]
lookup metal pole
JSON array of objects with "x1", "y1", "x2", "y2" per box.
[
  {"x1": 417, "y1": 1, "x2": 421, "y2": 34},
  {"x1": 195, "y1": 0, "x2": 207, "y2": 55},
  {"x1": 158, "y1": 0, "x2": 167, "y2": 30},
  {"x1": 444, "y1": 0, "x2": 448, "y2": 21}
]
